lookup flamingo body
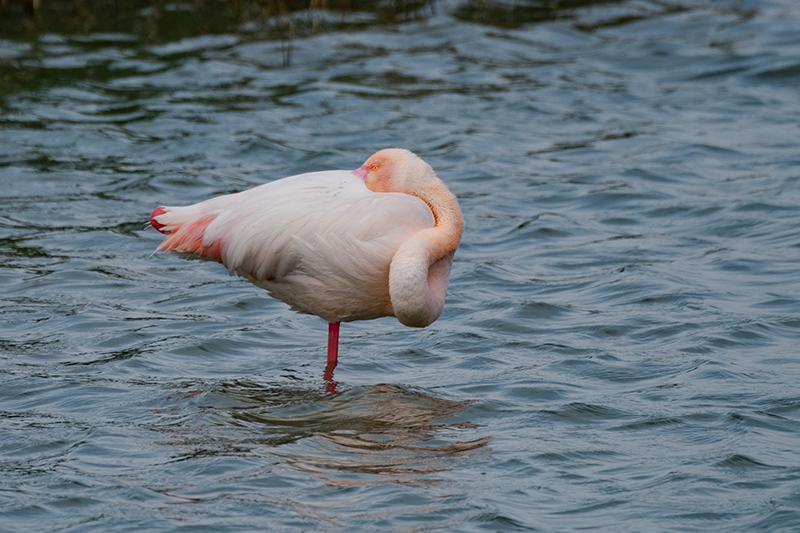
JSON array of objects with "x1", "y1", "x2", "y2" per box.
[{"x1": 150, "y1": 149, "x2": 463, "y2": 365}]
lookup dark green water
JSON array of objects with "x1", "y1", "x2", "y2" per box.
[{"x1": 3, "y1": 0, "x2": 800, "y2": 530}]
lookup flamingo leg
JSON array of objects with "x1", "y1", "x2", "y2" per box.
[
  {"x1": 327, "y1": 322, "x2": 340, "y2": 364},
  {"x1": 324, "y1": 322, "x2": 340, "y2": 393}
]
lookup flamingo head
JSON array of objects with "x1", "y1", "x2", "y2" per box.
[{"x1": 356, "y1": 148, "x2": 437, "y2": 194}]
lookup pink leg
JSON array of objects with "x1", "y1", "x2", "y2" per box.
[
  {"x1": 327, "y1": 322, "x2": 340, "y2": 364},
  {"x1": 324, "y1": 322, "x2": 340, "y2": 393}
]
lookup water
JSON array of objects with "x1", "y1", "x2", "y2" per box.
[{"x1": 2, "y1": 0, "x2": 800, "y2": 530}]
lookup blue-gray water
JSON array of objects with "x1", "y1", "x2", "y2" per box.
[{"x1": 3, "y1": 0, "x2": 800, "y2": 530}]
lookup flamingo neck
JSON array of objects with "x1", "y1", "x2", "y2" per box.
[
  {"x1": 388, "y1": 181, "x2": 463, "y2": 328},
  {"x1": 414, "y1": 180, "x2": 464, "y2": 258}
]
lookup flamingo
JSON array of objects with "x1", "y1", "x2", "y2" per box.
[{"x1": 150, "y1": 149, "x2": 464, "y2": 378}]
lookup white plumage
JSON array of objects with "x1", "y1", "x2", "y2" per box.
[{"x1": 151, "y1": 149, "x2": 463, "y2": 366}]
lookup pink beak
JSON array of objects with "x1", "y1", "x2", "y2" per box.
[{"x1": 352, "y1": 166, "x2": 368, "y2": 178}]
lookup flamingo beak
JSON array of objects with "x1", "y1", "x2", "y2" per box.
[{"x1": 352, "y1": 166, "x2": 368, "y2": 178}]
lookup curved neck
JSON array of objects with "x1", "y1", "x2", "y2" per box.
[
  {"x1": 388, "y1": 180, "x2": 463, "y2": 328},
  {"x1": 414, "y1": 179, "x2": 464, "y2": 259}
]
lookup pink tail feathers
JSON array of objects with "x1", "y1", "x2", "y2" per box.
[
  {"x1": 150, "y1": 206, "x2": 223, "y2": 262},
  {"x1": 150, "y1": 206, "x2": 169, "y2": 234}
]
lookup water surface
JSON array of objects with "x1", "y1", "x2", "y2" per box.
[{"x1": 2, "y1": 0, "x2": 800, "y2": 530}]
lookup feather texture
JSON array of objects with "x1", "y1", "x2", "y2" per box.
[{"x1": 153, "y1": 170, "x2": 434, "y2": 323}]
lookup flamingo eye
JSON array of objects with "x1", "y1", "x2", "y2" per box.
[{"x1": 370, "y1": 164, "x2": 380, "y2": 171}]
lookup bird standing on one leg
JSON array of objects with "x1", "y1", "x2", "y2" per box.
[{"x1": 150, "y1": 149, "x2": 463, "y2": 379}]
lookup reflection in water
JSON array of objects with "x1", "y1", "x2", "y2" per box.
[
  {"x1": 1, "y1": 0, "x2": 439, "y2": 42},
  {"x1": 281, "y1": 431, "x2": 491, "y2": 487},
  {"x1": 323, "y1": 360, "x2": 338, "y2": 394},
  {"x1": 173, "y1": 380, "x2": 490, "y2": 486},
  {"x1": 1, "y1": 0, "x2": 642, "y2": 45}
]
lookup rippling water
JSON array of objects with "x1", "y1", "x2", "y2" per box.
[{"x1": 3, "y1": 0, "x2": 800, "y2": 530}]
